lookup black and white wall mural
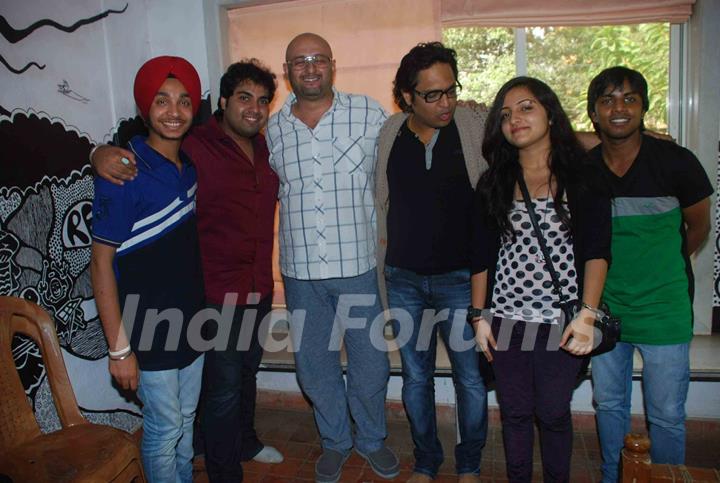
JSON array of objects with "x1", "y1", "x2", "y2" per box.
[
  {"x1": 1, "y1": 0, "x2": 210, "y2": 432},
  {"x1": 0, "y1": 110, "x2": 142, "y2": 430}
]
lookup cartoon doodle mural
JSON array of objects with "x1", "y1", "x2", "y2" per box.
[
  {"x1": 0, "y1": 6, "x2": 128, "y2": 43},
  {"x1": 0, "y1": 4, "x2": 128, "y2": 74},
  {"x1": 58, "y1": 80, "x2": 90, "y2": 104},
  {"x1": 0, "y1": 55, "x2": 44, "y2": 74},
  {"x1": 1, "y1": 107, "x2": 142, "y2": 431},
  {"x1": 0, "y1": 230, "x2": 21, "y2": 295}
]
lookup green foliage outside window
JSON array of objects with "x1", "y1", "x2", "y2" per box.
[
  {"x1": 443, "y1": 23, "x2": 670, "y2": 132},
  {"x1": 443, "y1": 27, "x2": 515, "y2": 115}
]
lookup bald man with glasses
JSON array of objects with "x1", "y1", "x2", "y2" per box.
[{"x1": 265, "y1": 33, "x2": 399, "y2": 483}]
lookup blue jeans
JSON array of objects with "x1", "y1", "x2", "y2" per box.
[
  {"x1": 283, "y1": 268, "x2": 390, "y2": 454},
  {"x1": 385, "y1": 266, "x2": 488, "y2": 477},
  {"x1": 138, "y1": 355, "x2": 204, "y2": 483},
  {"x1": 592, "y1": 341, "x2": 690, "y2": 483}
]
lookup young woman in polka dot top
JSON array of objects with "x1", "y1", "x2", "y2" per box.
[{"x1": 468, "y1": 77, "x2": 612, "y2": 482}]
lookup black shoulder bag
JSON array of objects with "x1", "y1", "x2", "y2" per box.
[{"x1": 517, "y1": 175, "x2": 620, "y2": 357}]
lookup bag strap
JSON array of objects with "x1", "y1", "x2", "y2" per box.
[{"x1": 517, "y1": 175, "x2": 570, "y2": 306}]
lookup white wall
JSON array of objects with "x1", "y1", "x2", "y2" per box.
[{"x1": 1, "y1": 0, "x2": 212, "y2": 142}]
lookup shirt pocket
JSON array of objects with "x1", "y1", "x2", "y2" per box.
[{"x1": 332, "y1": 136, "x2": 369, "y2": 175}]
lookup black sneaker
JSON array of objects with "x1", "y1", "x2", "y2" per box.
[
  {"x1": 356, "y1": 446, "x2": 400, "y2": 479},
  {"x1": 315, "y1": 448, "x2": 350, "y2": 483}
]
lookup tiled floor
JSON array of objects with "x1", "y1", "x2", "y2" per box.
[{"x1": 192, "y1": 402, "x2": 720, "y2": 482}]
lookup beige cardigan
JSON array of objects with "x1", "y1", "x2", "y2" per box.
[{"x1": 375, "y1": 105, "x2": 489, "y2": 309}]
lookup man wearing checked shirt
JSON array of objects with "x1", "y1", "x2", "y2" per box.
[{"x1": 266, "y1": 33, "x2": 399, "y2": 483}]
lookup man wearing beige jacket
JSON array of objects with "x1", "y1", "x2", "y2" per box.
[{"x1": 375, "y1": 42, "x2": 489, "y2": 483}]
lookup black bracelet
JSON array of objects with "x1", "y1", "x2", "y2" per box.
[{"x1": 466, "y1": 305, "x2": 484, "y2": 324}]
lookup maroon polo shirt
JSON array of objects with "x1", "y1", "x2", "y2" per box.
[{"x1": 182, "y1": 115, "x2": 279, "y2": 305}]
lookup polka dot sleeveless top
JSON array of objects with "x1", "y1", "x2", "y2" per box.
[{"x1": 491, "y1": 197, "x2": 578, "y2": 324}]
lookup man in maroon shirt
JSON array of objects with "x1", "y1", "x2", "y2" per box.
[{"x1": 92, "y1": 59, "x2": 282, "y2": 482}]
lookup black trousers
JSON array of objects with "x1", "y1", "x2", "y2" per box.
[
  {"x1": 490, "y1": 318, "x2": 582, "y2": 483},
  {"x1": 201, "y1": 295, "x2": 271, "y2": 482}
]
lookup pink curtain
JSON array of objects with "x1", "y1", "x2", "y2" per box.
[{"x1": 441, "y1": 0, "x2": 696, "y2": 27}]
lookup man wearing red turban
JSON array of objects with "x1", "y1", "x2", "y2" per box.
[
  {"x1": 91, "y1": 55, "x2": 206, "y2": 483},
  {"x1": 133, "y1": 55, "x2": 201, "y2": 120}
]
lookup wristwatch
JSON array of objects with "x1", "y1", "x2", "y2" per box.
[{"x1": 466, "y1": 305, "x2": 484, "y2": 324}]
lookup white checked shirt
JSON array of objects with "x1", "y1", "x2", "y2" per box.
[{"x1": 267, "y1": 88, "x2": 388, "y2": 280}]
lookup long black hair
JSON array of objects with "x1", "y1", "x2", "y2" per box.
[{"x1": 478, "y1": 76, "x2": 586, "y2": 237}]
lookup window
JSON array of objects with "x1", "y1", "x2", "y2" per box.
[{"x1": 443, "y1": 23, "x2": 670, "y2": 132}]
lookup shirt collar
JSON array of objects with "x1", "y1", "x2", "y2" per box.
[
  {"x1": 204, "y1": 115, "x2": 228, "y2": 140},
  {"x1": 280, "y1": 87, "x2": 345, "y2": 123},
  {"x1": 129, "y1": 135, "x2": 191, "y2": 170},
  {"x1": 400, "y1": 117, "x2": 456, "y2": 141},
  {"x1": 204, "y1": 113, "x2": 266, "y2": 153}
]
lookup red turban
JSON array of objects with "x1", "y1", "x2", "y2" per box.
[{"x1": 133, "y1": 56, "x2": 201, "y2": 120}]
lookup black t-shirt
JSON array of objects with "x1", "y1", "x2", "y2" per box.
[
  {"x1": 588, "y1": 136, "x2": 713, "y2": 343},
  {"x1": 117, "y1": 218, "x2": 204, "y2": 370},
  {"x1": 589, "y1": 136, "x2": 711, "y2": 207},
  {"x1": 385, "y1": 120, "x2": 474, "y2": 274}
]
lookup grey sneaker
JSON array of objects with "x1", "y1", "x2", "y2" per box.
[
  {"x1": 315, "y1": 448, "x2": 350, "y2": 483},
  {"x1": 356, "y1": 446, "x2": 400, "y2": 479}
]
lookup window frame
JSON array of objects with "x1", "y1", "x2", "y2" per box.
[{"x1": 477, "y1": 23, "x2": 683, "y2": 137}]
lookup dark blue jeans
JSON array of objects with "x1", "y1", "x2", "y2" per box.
[
  {"x1": 201, "y1": 296, "x2": 271, "y2": 482},
  {"x1": 490, "y1": 318, "x2": 582, "y2": 483},
  {"x1": 385, "y1": 266, "x2": 488, "y2": 477}
]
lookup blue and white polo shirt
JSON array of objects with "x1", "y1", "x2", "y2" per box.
[{"x1": 92, "y1": 135, "x2": 204, "y2": 370}]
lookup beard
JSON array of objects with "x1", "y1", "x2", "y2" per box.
[{"x1": 288, "y1": 73, "x2": 332, "y2": 101}]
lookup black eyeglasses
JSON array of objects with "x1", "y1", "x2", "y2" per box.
[
  {"x1": 415, "y1": 84, "x2": 462, "y2": 104},
  {"x1": 414, "y1": 84, "x2": 461, "y2": 103},
  {"x1": 286, "y1": 54, "x2": 332, "y2": 71}
]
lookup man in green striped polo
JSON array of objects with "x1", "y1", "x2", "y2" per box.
[{"x1": 586, "y1": 66, "x2": 712, "y2": 483}]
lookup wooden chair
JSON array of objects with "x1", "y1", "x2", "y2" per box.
[
  {"x1": 622, "y1": 433, "x2": 720, "y2": 482},
  {"x1": 0, "y1": 296, "x2": 145, "y2": 482}
]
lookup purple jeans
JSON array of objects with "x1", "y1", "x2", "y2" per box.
[{"x1": 490, "y1": 318, "x2": 583, "y2": 483}]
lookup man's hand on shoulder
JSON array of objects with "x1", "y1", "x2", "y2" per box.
[
  {"x1": 91, "y1": 145, "x2": 138, "y2": 185},
  {"x1": 575, "y1": 131, "x2": 601, "y2": 151},
  {"x1": 457, "y1": 99, "x2": 488, "y2": 113},
  {"x1": 575, "y1": 129, "x2": 675, "y2": 152},
  {"x1": 643, "y1": 129, "x2": 676, "y2": 143}
]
